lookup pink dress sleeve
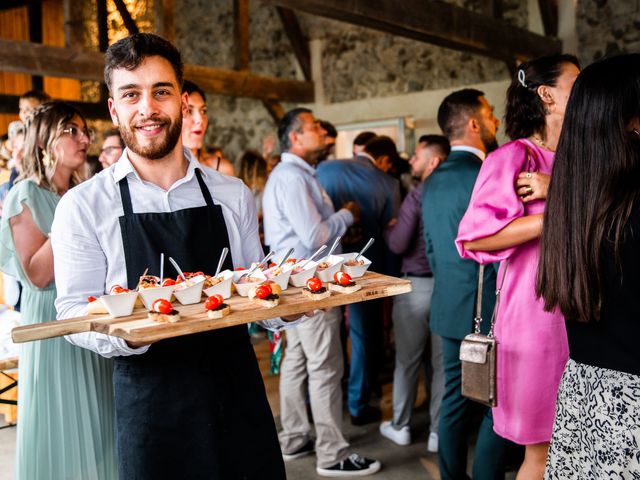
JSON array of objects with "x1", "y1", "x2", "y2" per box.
[{"x1": 456, "y1": 140, "x2": 536, "y2": 264}]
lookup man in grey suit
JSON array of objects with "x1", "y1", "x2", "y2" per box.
[{"x1": 422, "y1": 89, "x2": 509, "y2": 479}]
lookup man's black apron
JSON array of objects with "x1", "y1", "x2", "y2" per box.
[{"x1": 113, "y1": 169, "x2": 285, "y2": 479}]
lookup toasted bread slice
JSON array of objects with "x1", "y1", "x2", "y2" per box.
[
  {"x1": 328, "y1": 283, "x2": 361, "y2": 294},
  {"x1": 148, "y1": 310, "x2": 181, "y2": 323},
  {"x1": 302, "y1": 288, "x2": 331, "y2": 300},
  {"x1": 207, "y1": 304, "x2": 231, "y2": 319},
  {"x1": 251, "y1": 296, "x2": 280, "y2": 308}
]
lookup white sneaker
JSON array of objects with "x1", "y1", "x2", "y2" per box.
[
  {"x1": 379, "y1": 420, "x2": 411, "y2": 446},
  {"x1": 427, "y1": 431, "x2": 438, "y2": 453}
]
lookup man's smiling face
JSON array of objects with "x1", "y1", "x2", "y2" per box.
[{"x1": 108, "y1": 55, "x2": 187, "y2": 161}]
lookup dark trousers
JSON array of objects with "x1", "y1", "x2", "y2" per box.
[
  {"x1": 439, "y1": 336, "x2": 508, "y2": 480},
  {"x1": 347, "y1": 299, "x2": 383, "y2": 416}
]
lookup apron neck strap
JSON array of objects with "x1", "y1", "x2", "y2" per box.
[
  {"x1": 118, "y1": 167, "x2": 215, "y2": 215},
  {"x1": 194, "y1": 168, "x2": 214, "y2": 208},
  {"x1": 119, "y1": 176, "x2": 134, "y2": 216}
]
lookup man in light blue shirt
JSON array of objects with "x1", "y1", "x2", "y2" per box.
[{"x1": 263, "y1": 108, "x2": 381, "y2": 477}]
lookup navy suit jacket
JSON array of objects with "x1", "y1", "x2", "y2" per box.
[
  {"x1": 422, "y1": 150, "x2": 497, "y2": 340},
  {"x1": 316, "y1": 155, "x2": 400, "y2": 270}
]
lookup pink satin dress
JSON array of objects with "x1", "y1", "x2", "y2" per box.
[{"x1": 455, "y1": 138, "x2": 568, "y2": 445}]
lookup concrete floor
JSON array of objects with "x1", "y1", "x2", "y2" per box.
[{"x1": 0, "y1": 337, "x2": 518, "y2": 479}]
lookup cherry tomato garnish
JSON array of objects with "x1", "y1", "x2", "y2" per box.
[
  {"x1": 162, "y1": 278, "x2": 176, "y2": 287},
  {"x1": 306, "y1": 277, "x2": 323, "y2": 292},
  {"x1": 254, "y1": 285, "x2": 272, "y2": 299},
  {"x1": 268, "y1": 262, "x2": 277, "y2": 268},
  {"x1": 204, "y1": 294, "x2": 224, "y2": 311},
  {"x1": 193, "y1": 271, "x2": 204, "y2": 278},
  {"x1": 334, "y1": 272, "x2": 352, "y2": 285},
  {"x1": 110, "y1": 285, "x2": 129, "y2": 294},
  {"x1": 87, "y1": 296, "x2": 97, "y2": 302},
  {"x1": 234, "y1": 267, "x2": 245, "y2": 271},
  {"x1": 151, "y1": 299, "x2": 173, "y2": 314}
]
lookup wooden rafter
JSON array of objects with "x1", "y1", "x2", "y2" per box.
[
  {"x1": 276, "y1": 7, "x2": 311, "y2": 81},
  {"x1": 0, "y1": 94, "x2": 110, "y2": 119},
  {"x1": 262, "y1": 99, "x2": 285, "y2": 122},
  {"x1": 0, "y1": 39, "x2": 314, "y2": 102},
  {"x1": 0, "y1": 0, "x2": 28, "y2": 11},
  {"x1": 538, "y1": 0, "x2": 558, "y2": 37},
  {"x1": 113, "y1": 0, "x2": 139, "y2": 35},
  {"x1": 156, "y1": 0, "x2": 176, "y2": 43},
  {"x1": 262, "y1": 0, "x2": 561, "y2": 64},
  {"x1": 234, "y1": 0, "x2": 250, "y2": 70},
  {"x1": 27, "y1": 0, "x2": 43, "y2": 91}
]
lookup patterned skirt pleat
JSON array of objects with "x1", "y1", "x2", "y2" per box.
[{"x1": 545, "y1": 359, "x2": 640, "y2": 479}]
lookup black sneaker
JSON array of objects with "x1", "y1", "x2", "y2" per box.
[
  {"x1": 316, "y1": 453, "x2": 381, "y2": 477},
  {"x1": 350, "y1": 406, "x2": 382, "y2": 426},
  {"x1": 282, "y1": 439, "x2": 315, "y2": 461}
]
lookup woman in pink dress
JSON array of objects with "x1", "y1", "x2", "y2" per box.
[{"x1": 455, "y1": 55, "x2": 580, "y2": 479}]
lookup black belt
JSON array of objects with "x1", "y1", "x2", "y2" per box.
[{"x1": 404, "y1": 272, "x2": 433, "y2": 278}]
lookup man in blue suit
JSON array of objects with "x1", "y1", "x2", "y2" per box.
[
  {"x1": 422, "y1": 89, "x2": 509, "y2": 479},
  {"x1": 317, "y1": 136, "x2": 400, "y2": 425}
]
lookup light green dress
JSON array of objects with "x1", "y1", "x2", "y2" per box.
[{"x1": 0, "y1": 179, "x2": 117, "y2": 480}]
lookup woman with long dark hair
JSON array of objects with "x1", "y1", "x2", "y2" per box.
[
  {"x1": 538, "y1": 54, "x2": 640, "y2": 477},
  {"x1": 455, "y1": 54, "x2": 580, "y2": 478},
  {"x1": 0, "y1": 102, "x2": 116, "y2": 478}
]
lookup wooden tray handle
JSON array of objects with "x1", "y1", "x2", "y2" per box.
[{"x1": 12, "y1": 318, "x2": 93, "y2": 344}]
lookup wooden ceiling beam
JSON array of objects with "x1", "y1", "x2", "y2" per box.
[
  {"x1": 27, "y1": 0, "x2": 44, "y2": 91},
  {"x1": 0, "y1": 1, "x2": 29, "y2": 12},
  {"x1": 0, "y1": 94, "x2": 110, "y2": 120},
  {"x1": 0, "y1": 39, "x2": 314, "y2": 102},
  {"x1": 276, "y1": 7, "x2": 312, "y2": 81},
  {"x1": 538, "y1": 0, "x2": 558, "y2": 37},
  {"x1": 262, "y1": 0, "x2": 561, "y2": 63},
  {"x1": 234, "y1": 0, "x2": 250, "y2": 70},
  {"x1": 113, "y1": 0, "x2": 139, "y2": 35}
]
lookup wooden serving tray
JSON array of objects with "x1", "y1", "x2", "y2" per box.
[{"x1": 12, "y1": 272, "x2": 411, "y2": 344}]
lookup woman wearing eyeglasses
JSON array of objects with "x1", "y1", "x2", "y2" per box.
[{"x1": 0, "y1": 101, "x2": 117, "y2": 479}]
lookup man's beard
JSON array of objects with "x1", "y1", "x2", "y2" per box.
[
  {"x1": 480, "y1": 123, "x2": 499, "y2": 153},
  {"x1": 119, "y1": 114, "x2": 183, "y2": 160}
]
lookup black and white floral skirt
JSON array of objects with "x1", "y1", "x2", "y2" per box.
[{"x1": 545, "y1": 359, "x2": 640, "y2": 479}]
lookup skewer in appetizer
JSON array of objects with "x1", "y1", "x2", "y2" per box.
[
  {"x1": 328, "y1": 272, "x2": 361, "y2": 293},
  {"x1": 148, "y1": 299, "x2": 181, "y2": 323},
  {"x1": 248, "y1": 281, "x2": 281, "y2": 308},
  {"x1": 204, "y1": 294, "x2": 231, "y2": 319},
  {"x1": 302, "y1": 277, "x2": 331, "y2": 300}
]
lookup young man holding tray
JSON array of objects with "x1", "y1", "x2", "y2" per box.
[{"x1": 51, "y1": 33, "x2": 302, "y2": 479}]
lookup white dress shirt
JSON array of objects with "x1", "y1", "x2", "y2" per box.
[
  {"x1": 52, "y1": 148, "x2": 296, "y2": 358},
  {"x1": 450, "y1": 145, "x2": 487, "y2": 161},
  {"x1": 262, "y1": 152, "x2": 353, "y2": 258}
]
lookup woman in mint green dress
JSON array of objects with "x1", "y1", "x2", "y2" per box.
[{"x1": 0, "y1": 102, "x2": 117, "y2": 479}]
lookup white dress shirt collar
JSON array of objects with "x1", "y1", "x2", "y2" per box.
[
  {"x1": 112, "y1": 147, "x2": 208, "y2": 186},
  {"x1": 281, "y1": 152, "x2": 316, "y2": 176},
  {"x1": 450, "y1": 145, "x2": 486, "y2": 161}
]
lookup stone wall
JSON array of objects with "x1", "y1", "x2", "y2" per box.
[
  {"x1": 576, "y1": 0, "x2": 640, "y2": 65},
  {"x1": 173, "y1": 0, "x2": 528, "y2": 161}
]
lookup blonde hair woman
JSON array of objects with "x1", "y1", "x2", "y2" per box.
[{"x1": 0, "y1": 102, "x2": 117, "y2": 479}]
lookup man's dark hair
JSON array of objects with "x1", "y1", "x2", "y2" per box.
[
  {"x1": 19, "y1": 90, "x2": 50, "y2": 103},
  {"x1": 104, "y1": 33, "x2": 184, "y2": 94},
  {"x1": 364, "y1": 135, "x2": 399, "y2": 162},
  {"x1": 437, "y1": 88, "x2": 485, "y2": 140},
  {"x1": 182, "y1": 80, "x2": 206, "y2": 103},
  {"x1": 418, "y1": 134, "x2": 451, "y2": 158},
  {"x1": 104, "y1": 128, "x2": 125, "y2": 148},
  {"x1": 353, "y1": 131, "x2": 376, "y2": 147},
  {"x1": 278, "y1": 107, "x2": 312, "y2": 152},
  {"x1": 319, "y1": 120, "x2": 337, "y2": 139}
]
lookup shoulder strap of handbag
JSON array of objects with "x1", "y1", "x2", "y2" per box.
[{"x1": 473, "y1": 261, "x2": 509, "y2": 338}]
